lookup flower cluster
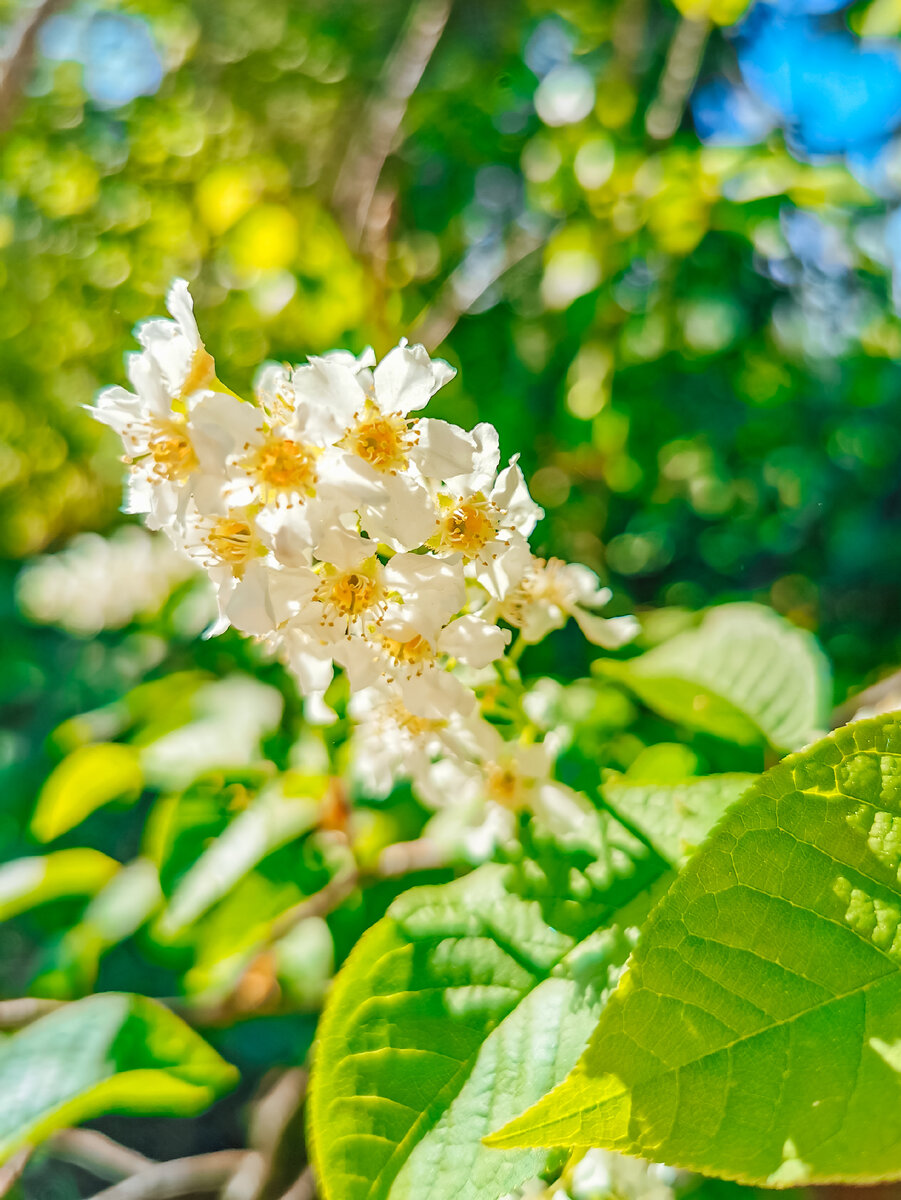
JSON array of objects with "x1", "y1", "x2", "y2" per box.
[
  {"x1": 94, "y1": 281, "x2": 637, "y2": 850},
  {"x1": 16, "y1": 526, "x2": 200, "y2": 636}
]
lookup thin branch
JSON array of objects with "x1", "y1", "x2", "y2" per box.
[
  {"x1": 832, "y1": 668, "x2": 901, "y2": 729},
  {"x1": 412, "y1": 229, "x2": 547, "y2": 351},
  {"x1": 49, "y1": 1129, "x2": 156, "y2": 1182},
  {"x1": 0, "y1": 1147, "x2": 31, "y2": 1197},
  {"x1": 332, "y1": 0, "x2": 452, "y2": 248},
  {"x1": 0, "y1": 996, "x2": 63, "y2": 1029},
  {"x1": 267, "y1": 868, "x2": 359, "y2": 944},
  {"x1": 0, "y1": 0, "x2": 66, "y2": 133},
  {"x1": 644, "y1": 15, "x2": 710, "y2": 141},
  {"x1": 86, "y1": 1150, "x2": 247, "y2": 1200},
  {"x1": 278, "y1": 1167, "x2": 316, "y2": 1200},
  {"x1": 378, "y1": 836, "x2": 446, "y2": 878}
]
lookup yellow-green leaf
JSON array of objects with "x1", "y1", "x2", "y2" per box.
[
  {"x1": 31, "y1": 743, "x2": 143, "y2": 842},
  {"x1": 0, "y1": 849, "x2": 119, "y2": 920},
  {"x1": 489, "y1": 715, "x2": 901, "y2": 1185},
  {"x1": 0, "y1": 993, "x2": 237, "y2": 1162}
]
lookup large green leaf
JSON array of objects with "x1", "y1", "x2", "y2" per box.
[
  {"x1": 0, "y1": 993, "x2": 237, "y2": 1162},
  {"x1": 489, "y1": 714, "x2": 901, "y2": 1185},
  {"x1": 308, "y1": 812, "x2": 665, "y2": 1200},
  {"x1": 603, "y1": 772, "x2": 757, "y2": 863},
  {"x1": 599, "y1": 603, "x2": 831, "y2": 751}
]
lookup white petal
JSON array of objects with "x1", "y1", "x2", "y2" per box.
[
  {"x1": 491, "y1": 460, "x2": 543, "y2": 537},
  {"x1": 267, "y1": 566, "x2": 319, "y2": 625},
  {"x1": 474, "y1": 534, "x2": 532, "y2": 601},
  {"x1": 357, "y1": 470, "x2": 437, "y2": 550},
  {"x1": 281, "y1": 631, "x2": 334, "y2": 694},
  {"x1": 373, "y1": 342, "x2": 455, "y2": 414},
  {"x1": 450, "y1": 421, "x2": 500, "y2": 491},
  {"x1": 292, "y1": 358, "x2": 367, "y2": 444},
  {"x1": 384, "y1": 552, "x2": 465, "y2": 635},
  {"x1": 166, "y1": 278, "x2": 201, "y2": 347},
  {"x1": 438, "y1": 614, "x2": 510, "y2": 667},
  {"x1": 409, "y1": 419, "x2": 477, "y2": 481},
  {"x1": 397, "y1": 665, "x2": 476, "y2": 719},
  {"x1": 573, "y1": 609, "x2": 640, "y2": 648},
  {"x1": 222, "y1": 560, "x2": 275, "y2": 636},
  {"x1": 315, "y1": 525, "x2": 373, "y2": 570},
  {"x1": 563, "y1": 562, "x2": 611, "y2": 608}
]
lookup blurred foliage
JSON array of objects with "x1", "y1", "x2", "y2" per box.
[{"x1": 4, "y1": 0, "x2": 901, "y2": 1193}]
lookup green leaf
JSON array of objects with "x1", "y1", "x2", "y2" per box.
[
  {"x1": 309, "y1": 819, "x2": 663, "y2": 1200},
  {"x1": 0, "y1": 849, "x2": 119, "y2": 920},
  {"x1": 598, "y1": 603, "x2": 831, "y2": 751},
  {"x1": 153, "y1": 780, "x2": 318, "y2": 942},
  {"x1": 603, "y1": 772, "x2": 757, "y2": 863},
  {"x1": 0, "y1": 992, "x2": 237, "y2": 1162},
  {"x1": 31, "y1": 743, "x2": 143, "y2": 842},
  {"x1": 488, "y1": 714, "x2": 901, "y2": 1186}
]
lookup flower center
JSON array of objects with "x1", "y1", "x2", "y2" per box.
[
  {"x1": 253, "y1": 438, "x2": 317, "y2": 493},
  {"x1": 207, "y1": 517, "x2": 254, "y2": 567},
  {"x1": 486, "y1": 762, "x2": 526, "y2": 810},
  {"x1": 322, "y1": 569, "x2": 382, "y2": 617},
  {"x1": 435, "y1": 495, "x2": 496, "y2": 555},
  {"x1": 148, "y1": 426, "x2": 197, "y2": 481},
  {"x1": 381, "y1": 633, "x2": 434, "y2": 668},
  {"x1": 344, "y1": 403, "x2": 414, "y2": 472}
]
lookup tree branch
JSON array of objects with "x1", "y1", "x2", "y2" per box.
[
  {"x1": 0, "y1": 1147, "x2": 31, "y2": 1197},
  {"x1": 278, "y1": 1167, "x2": 316, "y2": 1200},
  {"x1": 644, "y1": 15, "x2": 710, "y2": 141},
  {"x1": 411, "y1": 228, "x2": 547, "y2": 351},
  {"x1": 0, "y1": 0, "x2": 66, "y2": 133},
  {"x1": 49, "y1": 1129, "x2": 155, "y2": 1182},
  {"x1": 831, "y1": 668, "x2": 901, "y2": 728},
  {"x1": 0, "y1": 996, "x2": 63, "y2": 1029},
  {"x1": 86, "y1": 1150, "x2": 247, "y2": 1200},
  {"x1": 332, "y1": 0, "x2": 452, "y2": 248}
]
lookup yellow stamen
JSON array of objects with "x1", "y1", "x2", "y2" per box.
[
  {"x1": 317, "y1": 564, "x2": 383, "y2": 619},
  {"x1": 207, "y1": 517, "x2": 254, "y2": 569},
  {"x1": 253, "y1": 438, "x2": 317, "y2": 495},
  {"x1": 148, "y1": 426, "x2": 197, "y2": 481},
  {"x1": 381, "y1": 633, "x2": 434, "y2": 668},
  {"x1": 434, "y1": 494, "x2": 496, "y2": 556},
  {"x1": 486, "y1": 762, "x2": 527, "y2": 810},
  {"x1": 342, "y1": 402, "x2": 415, "y2": 473},
  {"x1": 180, "y1": 346, "x2": 216, "y2": 398}
]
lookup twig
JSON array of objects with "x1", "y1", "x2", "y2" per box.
[
  {"x1": 412, "y1": 229, "x2": 547, "y2": 351},
  {"x1": 249, "y1": 1069, "x2": 307, "y2": 1157},
  {"x1": 85, "y1": 1150, "x2": 246, "y2": 1200},
  {"x1": 0, "y1": 996, "x2": 63, "y2": 1029},
  {"x1": 0, "y1": 1147, "x2": 31, "y2": 1197},
  {"x1": 831, "y1": 668, "x2": 901, "y2": 728},
  {"x1": 0, "y1": 0, "x2": 66, "y2": 132},
  {"x1": 332, "y1": 0, "x2": 452, "y2": 248},
  {"x1": 644, "y1": 15, "x2": 710, "y2": 140},
  {"x1": 267, "y1": 868, "x2": 359, "y2": 944},
  {"x1": 378, "y1": 837, "x2": 446, "y2": 877},
  {"x1": 49, "y1": 1129, "x2": 155, "y2": 1182},
  {"x1": 278, "y1": 1167, "x2": 316, "y2": 1200}
]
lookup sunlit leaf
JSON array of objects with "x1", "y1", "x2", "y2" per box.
[
  {"x1": 31, "y1": 743, "x2": 143, "y2": 842},
  {"x1": 153, "y1": 782, "x2": 318, "y2": 942},
  {"x1": 603, "y1": 771, "x2": 756, "y2": 862},
  {"x1": 598, "y1": 603, "x2": 831, "y2": 751},
  {"x1": 0, "y1": 993, "x2": 237, "y2": 1163},
  {"x1": 0, "y1": 849, "x2": 119, "y2": 921},
  {"x1": 489, "y1": 714, "x2": 901, "y2": 1185},
  {"x1": 309, "y1": 817, "x2": 663, "y2": 1200}
]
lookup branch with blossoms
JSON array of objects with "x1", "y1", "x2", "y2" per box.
[{"x1": 92, "y1": 281, "x2": 638, "y2": 855}]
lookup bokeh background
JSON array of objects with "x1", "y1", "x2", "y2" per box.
[{"x1": 4, "y1": 0, "x2": 901, "y2": 1193}]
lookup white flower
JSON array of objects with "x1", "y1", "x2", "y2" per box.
[
  {"x1": 428, "y1": 448, "x2": 544, "y2": 600},
  {"x1": 290, "y1": 340, "x2": 476, "y2": 550},
  {"x1": 499, "y1": 557, "x2": 640, "y2": 647},
  {"x1": 135, "y1": 278, "x2": 216, "y2": 399},
  {"x1": 16, "y1": 527, "x2": 200, "y2": 636},
  {"x1": 94, "y1": 354, "x2": 257, "y2": 530}
]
